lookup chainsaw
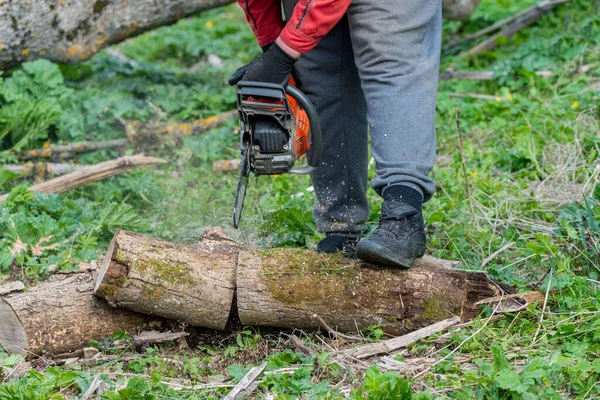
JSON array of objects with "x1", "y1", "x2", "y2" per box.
[{"x1": 232, "y1": 80, "x2": 322, "y2": 228}]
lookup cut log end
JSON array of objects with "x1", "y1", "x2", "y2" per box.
[
  {"x1": 0, "y1": 299, "x2": 28, "y2": 355},
  {"x1": 94, "y1": 229, "x2": 238, "y2": 331}
]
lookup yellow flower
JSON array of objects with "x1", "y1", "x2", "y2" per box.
[
  {"x1": 506, "y1": 94, "x2": 513, "y2": 100},
  {"x1": 572, "y1": 101, "x2": 579, "y2": 108},
  {"x1": 470, "y1": 171, "x2": 478, "y2": 179},
  {"x1": 205, "y1": 21, "x2": 214, "y2": 29},
  {"x1": 495, "y1": 96, "x2": 501, "y2": 102}
]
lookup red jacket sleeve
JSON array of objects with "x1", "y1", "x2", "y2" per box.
[
  {"x1": 238, "y1": 0, "x2": 284, "y2": 48},
  {"x1": 280, "y1": 0, "x2": 352, "y2": 54}
]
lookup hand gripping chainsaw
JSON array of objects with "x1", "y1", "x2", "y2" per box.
[{"x1": 233, "y1": 80, "x2": 322, "y2": 228}]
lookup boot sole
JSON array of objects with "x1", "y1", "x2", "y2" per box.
[{"x1": 356, "y1": 240, "x2": 415, "y2": 269}]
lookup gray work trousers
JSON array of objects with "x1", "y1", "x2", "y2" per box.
[{"x1": 283, "y1": 0, "x2": 442, "y2": 235}]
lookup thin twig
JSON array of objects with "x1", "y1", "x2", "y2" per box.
[
  {"x1": 481, "y1": 242, "x2": 515, "y2": 268},
  {"x1": 532, "y1": 268, "x2": 553, "y2": 344},
  {"x1": 312, "y1": 314, "x2": 365, "y2": 341},
  {"x1": 414, "y1": 300, "x2": 504, "y2": 379},
  {"x1": 455, "y1": 108, "x2": 477, "y2": 218}
]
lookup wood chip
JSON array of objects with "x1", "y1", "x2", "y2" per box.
[
  {"x1": 223, "y1": 362, "x2": 268, "y2": 400},
  {"x1": 475, "y1": 291, "x2": 546, "y2": 313},
  {"x1": 0, "y1": 281, "x2": 25, "y2": 295},
  {"x1": 130, "y1": 330, "x2": 189, "y2": 346}
]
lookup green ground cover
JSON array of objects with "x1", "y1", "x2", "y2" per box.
[{"x1": 1, "y1": 0, "x2": 599, "y2": 398}]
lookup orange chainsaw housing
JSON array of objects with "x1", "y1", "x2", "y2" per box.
[{"x1": 246, "y1": 77, "x2": 311, "y2": 158}]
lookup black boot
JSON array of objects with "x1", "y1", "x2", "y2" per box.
[
  {"x1": 356, "y1": 201, "x2": 426, "y2": 268},
  {"x1": 317, "y1": 234, "x2": 360, "y2": 258}
]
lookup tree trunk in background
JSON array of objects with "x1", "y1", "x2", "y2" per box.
[
  {"x1": 0, "y1": 0, "x2": 481, "y2": 71},
  {"x1": 0, "y1": 274, "x2": 165, "y2": 357},
  {"x1": 95, "y1": 229, "x2": 513, "y2": 336},
  {"x1": 0, "y1": 0, "x2": 233, "y2": 71}
]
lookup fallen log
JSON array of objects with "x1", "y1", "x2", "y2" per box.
[
  {"x1": 0, "y1": 0, "x2": 235, "y2": 71},
  {"x1": 0, "y1": 155, "x2": 165, "y2": 202},
  {"x1": 0, "y1": 274, "x2": 165, "y2": 357},
  {"x1": 95, "y1": 229, "x2": 513, "y2": 336}
]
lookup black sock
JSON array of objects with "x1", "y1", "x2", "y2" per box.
[{"x1": 382, "y1": 185, "x2": 423, "y2": 213}]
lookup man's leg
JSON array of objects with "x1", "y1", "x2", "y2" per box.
[
  {"x1": 347, "y1": 0, "x2": 442, "y2": 266},
  {"x1": 283, "y1": 0, "x2": 370, "y2": 254}
]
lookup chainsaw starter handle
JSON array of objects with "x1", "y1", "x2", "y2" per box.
[{"x1": 285, "y1": 85, "x2": 323, "y2": 172}]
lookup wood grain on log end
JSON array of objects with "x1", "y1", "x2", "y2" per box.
[
  {"x1": 0, "y1": 299, "x2": 28, "y2": 355},
  {"x1": 1, "y1": 274, "x2": 165, "y2": 357}
]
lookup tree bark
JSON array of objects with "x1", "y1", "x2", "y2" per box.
[
  {"x1": 0, "y1": 0, "x2": 482, "y2": 71},
  {"x1": 95, "y1": 229, "x2": 514, "y2": 336},
  {"x1": 0, "y1": 273, "x2": 165, "y2": 357},
  {"x1": 0, "y1": 0, "x2": 234, "y2": 71},
  {"x1": 94, "y1": 228, "x2": 239, "y2": 330},
  {"x1": 236, "y1": 249, "x2": 510, "y2": 336}
]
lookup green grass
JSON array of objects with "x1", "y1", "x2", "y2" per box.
[{"x1": 1, "y1": 0, "x2": 600, "y2": 398}]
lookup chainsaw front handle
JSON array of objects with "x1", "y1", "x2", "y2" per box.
[{"x1": 285, "y1": 85, "x2": 323, "y2": 172}]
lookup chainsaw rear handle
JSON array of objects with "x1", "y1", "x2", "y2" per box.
[{"x1": 285, "y1": 85, "x2": 323, "y2": 173}]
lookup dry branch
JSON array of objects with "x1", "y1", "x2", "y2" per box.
[
  {"x1": 341, "y1": 317, "x2": 461, "y2": 359},
  {"x1": 2, "y1": 162, "x2": 87, "y2": 181},
  {"x1": 0, "y1": 155, "x2": 165, "y2": 202},
  {"x1": 439, "y1": 70, "x2": 552, "y2": 81},
  {"x1": 19, "y1": 139, "x2": 128, "y2": 161},
  {"x1": 223, "y1": 362, "x2": 268, "y2": 400},
  {"x1": 124, "y1": 110, "x2": 238, "y2": 150},
  {"x1": 444, "y1": 0, "x2": 568, "y2": 51},
  {"x1": 463, "y1": 0, "x2": 569, "y2": 55},
  {"x1": 450, "y1": 93, "x2": 510, "y2": 101},
  {"x1": 130, "y1": 330, "x2": 189, "y2": 347},
  {"x1": 213, "y1": 159, "x2": 241, "y2": 173}
]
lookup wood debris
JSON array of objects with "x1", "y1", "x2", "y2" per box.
[
  {"x1": 341, "y1": 317, "x2": 461, "y2": 359},
  {"x1": 0, "y1": 155, "x2": 166, "y2": 202},
  {"x1": 223, "y1": 362, "x2": 268, "y2": 400}
]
